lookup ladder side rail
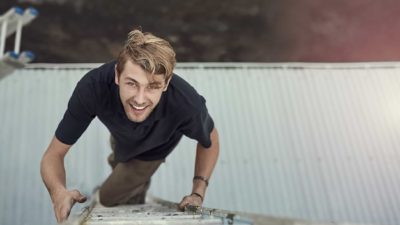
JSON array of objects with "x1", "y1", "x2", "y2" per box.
[
  {"x1": 13, "y1": 15, "x2": 23, "y2": 54},
  {"x1": 0, "y1": 7, "x2": 24, "y2": 58},
  {"x1": 0, "y1": 19, "x2": 9, "y2": 58}
]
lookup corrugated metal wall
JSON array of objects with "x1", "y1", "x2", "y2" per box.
[{"x1": 0, "y1": 63, "x2": 399, "y2": 225}]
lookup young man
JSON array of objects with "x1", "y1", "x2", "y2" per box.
[{"x1": 40, "y1": 29, "x2": 219, "y2": 223}]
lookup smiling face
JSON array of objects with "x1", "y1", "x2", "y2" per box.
[{"x1": 115, "y1": 60, "x2": 170, "y2": 123}]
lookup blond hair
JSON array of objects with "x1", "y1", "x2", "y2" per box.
[{"x1": 116, "y1": 29, "x2": 176, "y2": 82}]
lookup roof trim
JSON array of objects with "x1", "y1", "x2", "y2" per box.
[{"x1": 25, "y1": 61, "x2": 400, "y2": 70}]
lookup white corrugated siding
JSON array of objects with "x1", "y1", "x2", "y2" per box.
[{"x1": 0, "y1": 63, "x2": 399, "y2": 225}]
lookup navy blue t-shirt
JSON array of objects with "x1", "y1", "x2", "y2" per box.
[{"x1": 55, "y1": 61, "x2": 214, "y2": 162}]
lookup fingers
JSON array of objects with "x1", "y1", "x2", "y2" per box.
[
  {"x1": 178, "y1": 195, "x2": 203, "y2": 211},
  {"x1": 54, "y1": 202, "x2": 72, "y2": 223},
  {"x1": 71, "y1": 189, "x2": 87, "y2": 203},
  {"x1": 178, "y1": 196, "x2": 189, "y2": 210},
  {"x1": 53, "y1": 189, "x2": 86, "y2": 223}
]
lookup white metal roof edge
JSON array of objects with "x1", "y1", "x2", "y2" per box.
[{"x1": 25, "y1": 61, "x2": 400, "y2": 70}]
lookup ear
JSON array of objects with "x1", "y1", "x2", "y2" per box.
[
  {"x1": 163, "y1": 76, "x2": 172, "y2": 92},
  {"x1": 114, "y1": 65, "x2": 120, "y2": 85}
]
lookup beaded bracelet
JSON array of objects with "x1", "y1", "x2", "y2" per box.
[
  {"x1": 191, "y1": 192, "x2": 204, "y2": 202},
  {"x1": 193, "y1": 176, "x2": 209, "y2": 186}
]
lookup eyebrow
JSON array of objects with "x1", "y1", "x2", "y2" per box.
[
  {"x1": 124, "y1": 77, "x2": 162, "y2": 86},
  {"x1": 124, "y1": 77, "x2": 137, "y2": 82},
  {"x1": 148, "y1": 81, "x2": 162, "y2": 86}
]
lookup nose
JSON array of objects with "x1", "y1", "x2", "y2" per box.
[{"x1": 134, "y1": 87, "x2": 146, "y2": 105}]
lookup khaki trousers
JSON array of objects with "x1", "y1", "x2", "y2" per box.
[{"x1": 99, "y1": 136, "x2": 164, "y2": 207}]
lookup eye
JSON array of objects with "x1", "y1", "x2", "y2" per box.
[{"x1": 127, "y1": 82, "x2": 136, "y2": 87}]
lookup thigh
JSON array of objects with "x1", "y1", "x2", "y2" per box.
[{"x1": 99, "y1": 158, "x2": 164, "y2": 205}]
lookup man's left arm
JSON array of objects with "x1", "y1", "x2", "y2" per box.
[{"x1": 179, "y1": 127, "x2": 219, "y2": 209}]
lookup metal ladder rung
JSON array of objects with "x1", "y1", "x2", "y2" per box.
[
  {"x1": 0, "y1": 6, "x2": 38, "y2": 80},
  {"x1": 4, "y1": 7, "x2": 38, "y2": 38}
]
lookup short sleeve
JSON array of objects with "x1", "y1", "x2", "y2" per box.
[
  {"x1": 55, "y1": 82, "x2": 96, "y2": 145},
  {"x1": 180, "y1": 104, "x2": 214, "y2": 148}
]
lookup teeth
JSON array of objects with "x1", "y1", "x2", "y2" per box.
[{"x1": 130, "y1": 104, "x2": 146, "y2": 110}]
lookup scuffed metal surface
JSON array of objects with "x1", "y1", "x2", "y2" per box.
[
  {"x1": 67, "y1": 194, "x2": 369, "y2": 225},
  {"x1": 69, "y1": 194, "x2": 250, "y2": 225},
  {"x1": 84, "y1": 205, "x2": 220, "y2": 225}
]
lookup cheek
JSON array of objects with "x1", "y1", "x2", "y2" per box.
[
  {"x1": 120, "y1": 87, "x2": 136, "y2": 99},
  {"x1": 148, "y1": 93, "x2": 163, "y2": 104}
]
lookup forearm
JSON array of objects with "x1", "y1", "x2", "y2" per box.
[
  {"x1": 40, "y1": 152, "x2": 67, "y2": 198},
  {"x1": 192, "y1": 128, "x2": 219, "y2": 198},
  {"x1": 40, "y1": 137, "x2": 86, "y2": 222},
  {"x1": 40, "y1": 136, "x2": 71, "y2": 199}
]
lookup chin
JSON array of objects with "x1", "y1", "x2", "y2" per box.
[
  {"x1": 127, "y1": 111, "x2": 150, "y2": 123},
  {"x1": 127, "y1": 115, "x2": 146, "y2": 123}
]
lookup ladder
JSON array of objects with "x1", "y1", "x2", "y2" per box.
[
  {"x1": 0, "y1": 6, "x2": 38, "y2": 79},
  {"x1": 65, "y1": 192, "x2": 254, "y2": 225}
]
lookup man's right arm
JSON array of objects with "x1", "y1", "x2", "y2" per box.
[{"x1": 40, "y1": 136, "x2": 87, "y2": 223}]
